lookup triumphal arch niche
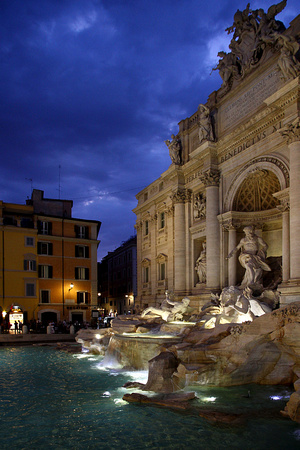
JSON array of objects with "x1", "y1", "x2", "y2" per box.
[{"x1": 134, "y1": 1, "x2": 300, "y2": 310}]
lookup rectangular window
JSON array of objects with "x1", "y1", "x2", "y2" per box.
[
  {"x1": 25, "y1": 236, "x2": 35, "y2": 247},
  {"x1": 75, "y1": 267, "x2": 89, "y2": 280},
  {"x1": 37, "y1": 242, "x2": 53, "y2": 255},
  {"x1": 24, "y1": 259, "x2": 36, "y2": 271},
  {"x1": 38, "y1": 221, "x2": 52, "y2": 235},
  {"x1": 145, "y1": 220, "x2": 149, "y2": 236},
  {"x1": 75, "y1": 245, "x2": 89, "y2": 258},
  {"x1": 25, "y1": 282, "x2": 35, "y2": 297},
  {"x1": 159, "y1": 263, "x2": 165, "y2": 281},
  {"x1": 144, "y1": 267, "x2": 149, "y2": 283},
  {"x1": 40, "y1": 290, "x2": 50, "y2": 303},
  {"x1": 75, "y1": 225, "x2": 89, "y2": 239},
  {"x1": 77, "y1": 291, "x2": 89, "y2": 304},
  {"x1": 160, "y1": 212, "x2": 165, "y2": 229},
  {"x1": 21, "y1": 218, "x2": 34, "y2": 228},
  {"x1": 38, "y1": 265, "x2": 53, "y2": 279}
]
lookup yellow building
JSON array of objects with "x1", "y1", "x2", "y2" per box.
[
  {"x1": 0, "y1": 201, "x2": 38, "y2": 326},
  {"x1": 0, "y1": 190, "x2": 101, "y2": 327}
]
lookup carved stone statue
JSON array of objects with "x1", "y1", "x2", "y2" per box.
[
  {"x1": 276, "y1": 34, "x2": 300, "y2": 80},
  {"x1": 212, "y1": 51, "x2": 241, "y2": 90},
  {"x1": 165, "y1": 134, "x2": 181, "y2": 165},
  {"x1": 214, "y1": 1, "x2": 288, "y2": 88},
  {"x1": 141, "y1": 297, "x2": 190, "y2": 322},
  {"x1": 202, "y1": 285, "x2": 272, "y2": 328},
  {"x1": 198, "y1": 104, "x2": 214, "y2": 143},
  {"x1": 195, "y1": 242, "x2": 206, "y2": 284},
  {"x1": 193, "y1": 193, "x2": 206, "y2": 219},
  {"x1": 227, "y1": 225, "x2": 271, "y2": 290}
]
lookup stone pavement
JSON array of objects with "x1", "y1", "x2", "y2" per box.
[{"x1": 0, "y1": 332, "x2": 76, "y2": 346}]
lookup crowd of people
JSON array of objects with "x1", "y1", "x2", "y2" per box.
[{"x1": 0, "y1": 319, "x2": 91, "y2": 334}]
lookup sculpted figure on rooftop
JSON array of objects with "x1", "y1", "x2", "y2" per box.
[
  {"x1": 215, "y1": 1, "x2": 288, "y2": 83},
  {"x1": 198, "y1": 104, "x2": 214, "y2": 143},
  {"x1": 165, "y1": 134, "x2": 182, "y2": 165}
]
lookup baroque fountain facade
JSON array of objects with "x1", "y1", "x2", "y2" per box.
[{"x1": 78, "y1": 2, "x2": 300, "y2": 423}]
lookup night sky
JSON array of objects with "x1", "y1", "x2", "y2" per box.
[{"x1": 1, "y1": 0, "x2": 298, "y2": 259}]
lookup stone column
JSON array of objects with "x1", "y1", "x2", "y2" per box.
[
  {"x1": 200, "y1": 169, "x2": 220, "y2": 290},
  {"x1": 274, "y1": 189, "x2": 290, "y2": 283},
  {"x1": 280, "y1": 120, "x2": 300, "y2": 279},
  {"x1": 171, "y1": 189, "x2": 191, "y2": 293},
  {"x1": 282, "y1": 207, "x2": 290, "y2": 282},
  {"x1": 227, "y1": 224, "x2": 237, "y2": 287}
]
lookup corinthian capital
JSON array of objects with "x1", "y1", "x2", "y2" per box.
[
  {"x1": 171, "y1": 188, "x2": 192, "y2": 204},
  {"x1": 200, "y1": 169, "x2": 220, "y2": 187},
  {"x1": 280, "y1": 118, "x2": 300, "y2": 145}
]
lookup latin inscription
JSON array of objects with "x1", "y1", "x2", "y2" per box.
[
  {"x1": 220, "y1": 122, "x2": 282, "y2": 163},
  {"x1": 222, "y1": 70, "x2": 280, "y2": 129}
]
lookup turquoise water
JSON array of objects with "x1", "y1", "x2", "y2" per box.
[{"x1": 0, "y1": 346, "x2": 299, "y2": 450}]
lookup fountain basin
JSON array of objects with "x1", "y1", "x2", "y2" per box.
[{"x1": 105, "y1": 332, "x2": 182, "y2": 370}]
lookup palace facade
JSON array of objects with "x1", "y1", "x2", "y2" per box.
[
  {"x1": 0, "y1": 189, "x2": 101, "y2": 325},
  {"x1": 133, "y1": 4, "x2": 300, "y2": 311}
]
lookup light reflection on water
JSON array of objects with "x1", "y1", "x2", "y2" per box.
[{"x1": 0, "y1": 346, "x2": 299, "y2": 450}]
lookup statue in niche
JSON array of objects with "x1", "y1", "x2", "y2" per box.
[
  {"x1": 198, "y1": 104, "x2": 214, "y2": 143},
  {"x1": 202, "y1": 286, "x2": 272, "y2": 328},
  {"x1": 195, "y1": 241, "x2": 207, "y2": 284},
  {"x1": 193, "y1": 193, "x2": 206, "y2": 220},
  {"x1": 165, "y1": 134, "x2": 181, "y2": 165},
  {"x1": 141, "y1": 297, "x2": 190, "y2": 322},
  {"x1": 227, "y1": 225, "x2": 271, "y2": 290}
]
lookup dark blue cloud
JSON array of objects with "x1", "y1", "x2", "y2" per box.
[{"x1": 0, "y1": 0, "x2": 298, "y2": 258}]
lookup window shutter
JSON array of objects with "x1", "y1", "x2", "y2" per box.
[
  {"x1": 38, "y1": 265, "x2": 42, "y2": 277},
  {"x1": 33, "y1": 261, "x2": 37, "y2": 271},
  {"x1": 48, "y1": 222, "x2": 52, "y2": 235},
  {"x1": 75, "y1": 267, "x2": 79, "y2": 279},
  {"x1": 74, "y1": 225, "x2": 79, "y2": 237},
  {"x1": 86, "y1": 246, "x2": 89, "y2": 258},
  {"x1": 85, "y1": 268, "x2": 89, "y2": 280},
  {"x1": 37, "y1": 242, "x2": 41, "y2": 254},
  {"x1": 85, "y1": 227, "x2": 89, "y2": 239},
  {"x1": 49, "y1": 266, "x2": 53, "y2": 278},
  {"x1": 49, "y1": 243, "x2": 53, "y2": 255},
  {"x1": 37, "y1": 221, "x2": 42, "y2": 233},
  {"x1": 24, "y1": 260, "x2": 27, "y2": 270},
  {"x1": 75, "y1": 245, "x2": 79, "y2": 257}
]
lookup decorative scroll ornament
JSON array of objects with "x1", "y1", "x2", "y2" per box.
[
  {"x1": 200, "y1": 169, "x2": 220, "y2": 187},
  {"x1": 170, "y1": 189, "x2": 192, "y2": 203},
  {"x1": 280, "y1": 118, "x2": 300, "y2": 144}
]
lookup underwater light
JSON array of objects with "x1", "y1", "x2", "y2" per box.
[
  {"x1": 202, "y1": 396, "x2": 217, "y2": 402},
  {"x1": 270, "y1": 395, "x2": 283, "y2": 401},
  {"x1": 75, "y1": 353, "x2": 90, "y2": 359},
  {"x1": 102, "y1": 391, "x2": 111, "y2": 397},
  {"x1": 114, "y1": 398, "x2": 127, "y2": 406}
]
